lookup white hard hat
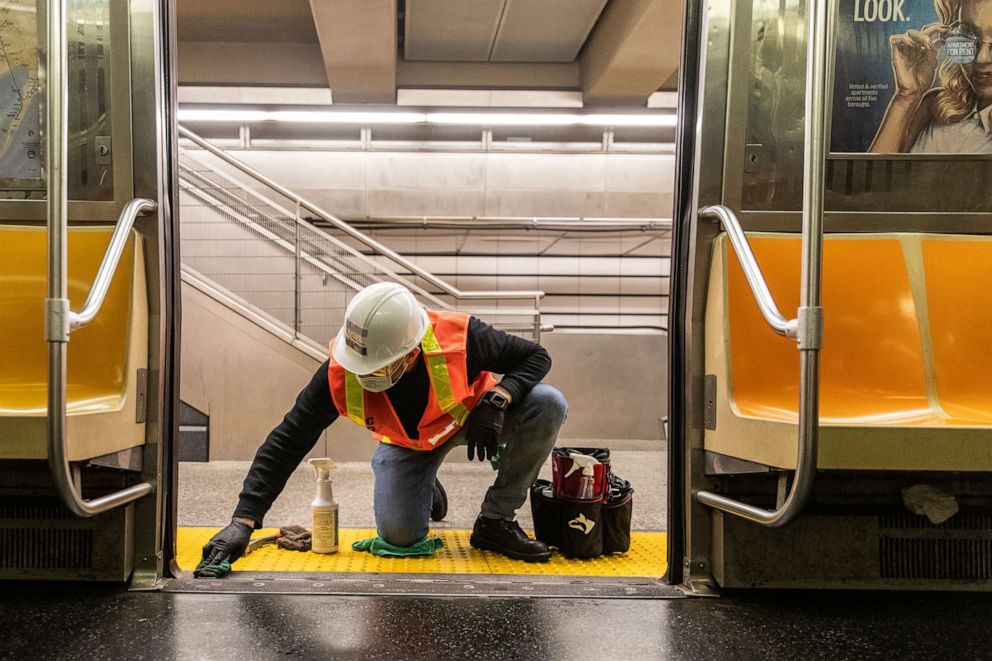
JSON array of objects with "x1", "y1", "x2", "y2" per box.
[{"x1": 331, "y1": 282, "x2": 430, "y2": 375}]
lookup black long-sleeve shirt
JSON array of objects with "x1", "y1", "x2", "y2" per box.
[{"x1": 233, "y1": 316, "x2": 551, "y2": 526}]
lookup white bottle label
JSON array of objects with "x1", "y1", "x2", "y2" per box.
[{"x1": 312, "y1": 509, "x2": 338, "y2": 553}]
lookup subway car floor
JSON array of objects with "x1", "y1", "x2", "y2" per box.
[{"x1": 2, "y1": 582, "x2": 991, "y2": 660}]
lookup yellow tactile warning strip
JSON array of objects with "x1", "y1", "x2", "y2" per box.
[{"x1": 177, "y1": 527, "x2": 667, "y2": 577}]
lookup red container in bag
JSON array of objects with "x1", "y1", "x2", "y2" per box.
[{"x1": 551, "y1": 448, "x2": 610, "y2": 501}]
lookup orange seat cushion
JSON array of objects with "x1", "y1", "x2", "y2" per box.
[
  {"x1": 0, "y1": 227, "x2": 134, "y2": 415},
  {"x1": 727, "y1": 235, "x2": 934, "y2": 425},
  {"x1": 922, "y1": 238, "x2": 992, "y2": 424}
]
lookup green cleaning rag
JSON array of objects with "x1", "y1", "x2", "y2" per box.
[
  {"x1": 352, "y1": 535, "x2": 444, "y2": 557},
  {"x1": 193, "y1": 556, "x2": 231, "y2": 578}
]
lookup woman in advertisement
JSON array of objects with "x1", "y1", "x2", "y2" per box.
[{"x1": 870, "y1": 0, "x2": 992, "y2": 153}]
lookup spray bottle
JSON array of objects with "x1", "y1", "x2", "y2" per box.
[
  {"x1": 308, "y1": 458, "x2": 338, "y2": 553},
  {"x1": 564, "y1": 452, "x2": 600, "y2": 500}
]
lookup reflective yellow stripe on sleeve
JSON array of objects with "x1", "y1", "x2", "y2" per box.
[
  {"x1": 344, "y1": 371, "x2": 366, "y2": 426},
  {"x1": 420, "y1": 325, "x2": 471, "y2": 425}
]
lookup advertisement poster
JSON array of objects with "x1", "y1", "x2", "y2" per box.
[{"x1": 832, "y1": 0, "x2": 992, "y2": 154}]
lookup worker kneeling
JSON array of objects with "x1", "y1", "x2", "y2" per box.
[{"x1": 201, "y1": 282, "x2": 566, "y2": 570}]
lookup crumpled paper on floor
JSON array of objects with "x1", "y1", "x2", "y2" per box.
[{"x1": 901, "y1": 484, "x2": 959, "y2": 525}]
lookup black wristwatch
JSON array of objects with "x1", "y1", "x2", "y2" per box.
[{"x1": 481, "y1": 389, "x2": 510, "y2": 411}]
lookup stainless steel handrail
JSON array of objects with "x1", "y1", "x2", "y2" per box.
[
  {"x1": 45, "y1": 0, "x2": 154, "y2": 517},
  {"x1": 695, "y1": 202, "x2": 815, "y2": 527},
  {"x1": 347, "y1": 215, "x2": 673, "y2": 231},
  {"x1": 179, "y1": 154, "x2": 548, "y2": 339},
  {"x1": 181, "y1": 264, "x2": 328, "y2": 362},
  {"x1": 693, "y1": 0, "x2": 833, "y2": 527},
  {"x1": 700, "y1": 205, "x2": 797, "y2": 338},
  {"x1": 178, "y1": 125, "x2": 545, "y2": 302},
  {"x1": 177, "y1": 159, "x2": 449, "y2": 308},
  {"x1": 70, "y1": 198, "x2": 157, "y2": 329}
]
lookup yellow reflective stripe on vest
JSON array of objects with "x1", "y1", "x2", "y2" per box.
[
  {"x1": 421, "y1": 325, "x2": 471, "y2": 425},
  {"x1": 344, "y1": 371, "x2": 366, "y2": 426}
]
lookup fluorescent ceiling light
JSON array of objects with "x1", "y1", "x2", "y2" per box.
[
  {"x1": 179, "y1": 109, "x2": 271, "y2": 122},
  {"x1": 583, "y1": 114, "x2": 677, "y2": 127},
  {"x1": 177, "y1": 109, "x2": 427, "y2": 124},
  {"x1": 269, "y1": 110, "x2": 426, "y2": 124},
  {"x1": 177, "y1": 108, "x2": 676, "y2": 128},
  {"x1": 426, "y1": 112, "x2": 581, "y2": 126},
  {"x1": 426, "y1": 112, "x2": 676, "y2": 127}
]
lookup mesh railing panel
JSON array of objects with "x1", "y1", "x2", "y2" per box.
[{"x1": 178, "y1": 146, "x2": 541, "y2": 346}]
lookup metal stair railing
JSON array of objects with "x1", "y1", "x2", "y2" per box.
[
  {"x1": 178, "y1": 163, "x2": 445, "y2": 306},
  {"x1": 181, "y1": 264, "x2": 328, "y2": 361},
  {"x1": 177, "y1": 126, "x2": 546, "y2": 345}
]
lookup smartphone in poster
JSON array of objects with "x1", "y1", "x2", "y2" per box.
[{"x1": 832, "y1": 0, "x2": 992, "y2": 153}]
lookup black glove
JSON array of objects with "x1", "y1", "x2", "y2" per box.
[
  {"x1": 201, "y1": 520, "x2": 253, "y2": 566},
  {"x1": 465, "y1": 397, "x2": 505, "y2": 462}
]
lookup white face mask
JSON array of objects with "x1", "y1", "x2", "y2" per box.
[{"x1": 357, "y1": 351, "x2": 418, "y2": 392}]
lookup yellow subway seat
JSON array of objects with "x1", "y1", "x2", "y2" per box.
[
  {"x1": 706, "y1": 232, "x2": 992, "y2": 471},
  {"x1": 727, "y1": 235, "x2": 932, "y2": 425},
  {"x1": 0, "y1": 226, "x2": 134, "y2": 415},
  {"x1": 0, "y1": 225, "x2": 147, "y2": 461},
  {"x1": 922, "y1": 238, "x2": 992, "y2": 424}
]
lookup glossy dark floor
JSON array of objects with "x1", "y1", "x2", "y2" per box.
[{"x1": 2, "y1": 584, "x2": 991, "y2": 660}]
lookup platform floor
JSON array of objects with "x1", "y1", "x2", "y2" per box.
[
  {"x1": 179, "y1": 446, "x2": 666, "y2": 579},
  {"x1": 177, "y1": 527, "x2": 667, "y2": 577}
]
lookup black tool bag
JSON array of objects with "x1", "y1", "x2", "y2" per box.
[
  {"x1": 601, "y1": 484, "x2": 633, "y2": 555},
  {"x1": 530, "y1": 462, "x2": 634, "y2": 559}
]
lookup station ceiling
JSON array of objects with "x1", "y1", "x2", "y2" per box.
[{"x1": 176, "y1": 0, "x2": 681, "y2": 106}]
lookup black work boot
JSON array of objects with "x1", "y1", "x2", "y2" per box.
[
  {"x1": 430, "y1": 479, "x2": 448, "y2": 522},
  {"x1": 470, "y1": 516, "x2": 551, "y2": 562}
]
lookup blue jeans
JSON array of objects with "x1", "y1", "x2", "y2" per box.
[{"x1": 371, "y1": 384, "x2": 567, "y2": 546}]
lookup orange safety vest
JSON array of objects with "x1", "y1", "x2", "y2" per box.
[{"x1": 327, "y1": 310, "x2": 498, "y2": 451}]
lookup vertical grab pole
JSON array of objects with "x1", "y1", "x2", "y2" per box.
[
  {"x1": 693, "y1": 0, "x2": 834, "y2": 526},
  {"x1": 792, "y1": 0, "x2": 834, "y2": 520},
  {"x1": 44, "y1": 2, "x2": 153, "y2": 517},
  {"x1": 294, "y1": 200, "x2": 301, "y2": 339},
  {"x1": 534, "y1": 295, "x2": 541, "y2": 342},
  {"x1": 45, "y1": 0, "x2": 72, "y2": 499}
]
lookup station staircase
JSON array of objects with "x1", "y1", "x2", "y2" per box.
[{"x1": 176, "y1": 126, "x2": 546, "y2": 360}]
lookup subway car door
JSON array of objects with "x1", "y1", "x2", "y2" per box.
[
  {"x1": 0, "y1": 0, "x2": 179, "y2": 586},
  {"x1": 671, "y1": 0, "x2": 992, "y2": 593}
]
